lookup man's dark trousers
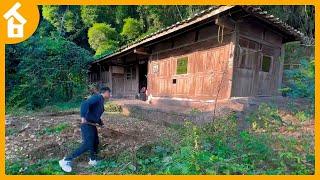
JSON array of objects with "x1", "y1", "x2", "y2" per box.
[{"x1": 65, "y1": 124, "x2": 99, "y2": 161}]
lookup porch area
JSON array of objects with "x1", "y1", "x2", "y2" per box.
[{"x1": 88, "y1": 50, "x2": 149, "y2": 99}]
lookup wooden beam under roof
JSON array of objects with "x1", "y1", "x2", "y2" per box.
[{"x1": 133, "y1": 47, "x2": 150, "y2": 56}]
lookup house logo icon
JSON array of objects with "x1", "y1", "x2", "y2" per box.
[{"x1": 3, "y1": 2, "x2": 27, "y2": 38}]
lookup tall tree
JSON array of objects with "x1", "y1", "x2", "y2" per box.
[
  {"x1": 87, "y1": 23, "x2": 119, "y2": 57},
  {"x1": 115, "y1": 6, "x2": 139, "y2": 29},
  {"x1": 121, "y1": 18, "x2": 143, "y2": 42},
  {"x1": 136, "y1": 6, "x2": 209, "y2": 35},
  {"x1": 42, "y1": 5, "x2": 81, "y2": 36},
  {"x1": 80, "y1": 6, "x2": 116, "y2": 28}
]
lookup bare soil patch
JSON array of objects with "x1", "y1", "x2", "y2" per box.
[{"x1": 5, "y1": 113, "x2": 171, "y2": 164}]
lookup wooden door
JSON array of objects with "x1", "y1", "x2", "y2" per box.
[{"x1": 112, "y1": 75, "x2": 124, "y2": 98}]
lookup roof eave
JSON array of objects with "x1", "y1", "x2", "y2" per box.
[{"x1": 91, "y1": 6, "x2": 235, "y2": 65}]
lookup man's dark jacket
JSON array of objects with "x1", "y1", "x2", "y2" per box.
[{"x1": 80, "y1": 94, "x2": 104, "y2": 125}]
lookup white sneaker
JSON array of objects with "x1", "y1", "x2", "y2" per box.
[
  {"x1": 59, "y1": 158, "x2": 72, "y2": 172},
  {"x1": 88, "y1": 159, "x2": 98, "y2": 166}
]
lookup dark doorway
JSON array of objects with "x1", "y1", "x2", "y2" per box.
[{"x1": 138, "y1": 60, "x2": 148, "y2": 92}]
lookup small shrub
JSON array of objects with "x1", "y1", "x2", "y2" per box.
[
  {"x1": 203, "y1": 113, "x2": 238, "y2": 142},
  {"x1": 246, "y1": 103, "x2": 283, "y2": 132},
  {"x1": 187, "y1": 108, "x2": 202, "y2": 115},
  {"x1": 104, "y1": 102, "x2": 122, "y2": 112},
  {"x1": 295, "y1": 111, "x2": 309, "y2": 122}
]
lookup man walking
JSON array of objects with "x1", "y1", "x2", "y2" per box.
[{"x1": 59, "y1": 87, "x2": 111, "y2": 172}]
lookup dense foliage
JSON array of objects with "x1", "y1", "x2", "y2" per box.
[
  {"x1": 88, "y1": 23, "x2": 119, "y2": 56},
  {"x1": 80, "y1": 6, "x2": 116, "y2": 28},
  {"x1": 42, "y1": 6, "x2": 82, "y2": 35},
  {"x1": 40, "y1": 5, "x2": 215, "y2": 55},
  {"x1": 121, "y1": 18, "x2": 143, "y2": 42},
  {"x1": 6, "y1": 34, "x2": 93, "y2": 110},
  {"x1": 281, "y1": 41, "x2": 315, "y2": 101},
  {"x1": 282, "y1": 59, "x2": 315, "y2": 100}
]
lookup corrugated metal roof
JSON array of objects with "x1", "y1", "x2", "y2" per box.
[{"x1": 92, "y1": 5, "x2": 307, "y2": 64}]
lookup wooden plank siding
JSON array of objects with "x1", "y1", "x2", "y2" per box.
[
  {"x1": 231, "y1": 20, "x2": 284, "y2": 97},
  {"x1": 147, "y1": 22, "x2": 235, "y2": 100}
]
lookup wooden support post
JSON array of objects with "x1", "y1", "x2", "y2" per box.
[
  {"x1": 278, "y1": 44, "x2": 285, "y2": 95},
  {"x1": 109, "y1": 66, "x2": 113, "y2": 90}
]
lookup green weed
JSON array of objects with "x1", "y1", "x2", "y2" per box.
[
  {"x1": 6, "y1": 159, "x2": 74, "y2": 175},
  {"x1": 246, "y1": 103, "x2": 283, "y2": 132},
  {"x1": 37, "y1": 123, "x2": 70, "y2": 136}
]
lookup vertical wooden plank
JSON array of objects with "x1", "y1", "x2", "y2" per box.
[
  {"x1": 224, "y1": 31, "x2": 236, "y2": 99},
  {"x1": 277, "y1": 45, "x2": 285, "y2": 94},
  {"x1": 109, "y1": 66, "x2": 113, "y2": 93}
]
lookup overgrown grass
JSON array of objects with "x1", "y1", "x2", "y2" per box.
[{"x1": 87, "y1": 110, "x2": 314, "y2": 175}]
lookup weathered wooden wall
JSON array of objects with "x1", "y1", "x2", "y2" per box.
[
  {"x1": 111, "y1": 65, "x2": 139, "y2": 98},
  {"x1": 88, "y1": 64, "x2": 139, "y2": 98},
  {"x1": 231, "y1": 20, "x2": 284, "y2": 97},
  {"x1": 88, "y1": 65, "x2": 112, "y2": 88},
  {"x1": 148, "y1": 22, "x2": 235, "y2": 100}
]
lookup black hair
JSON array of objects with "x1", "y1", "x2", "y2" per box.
[{"x1": 100, "y1": 86, "x2": 111, "y2": 93}]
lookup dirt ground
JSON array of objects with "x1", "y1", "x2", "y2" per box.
[
  {"x1": 5, "y1": 96, "x2": 314, "y2": 174},
  {"x1": 5, "y1": 112, "x2": 173, "y2": 173}
]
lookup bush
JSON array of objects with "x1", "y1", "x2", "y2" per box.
[{"x1": 282, "y1": 59, "x2": 314, "y2": 101}]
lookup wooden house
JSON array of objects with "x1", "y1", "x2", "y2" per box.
[{"x1": 88, "y1": 6, "x2": 304, "y2": 103}]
